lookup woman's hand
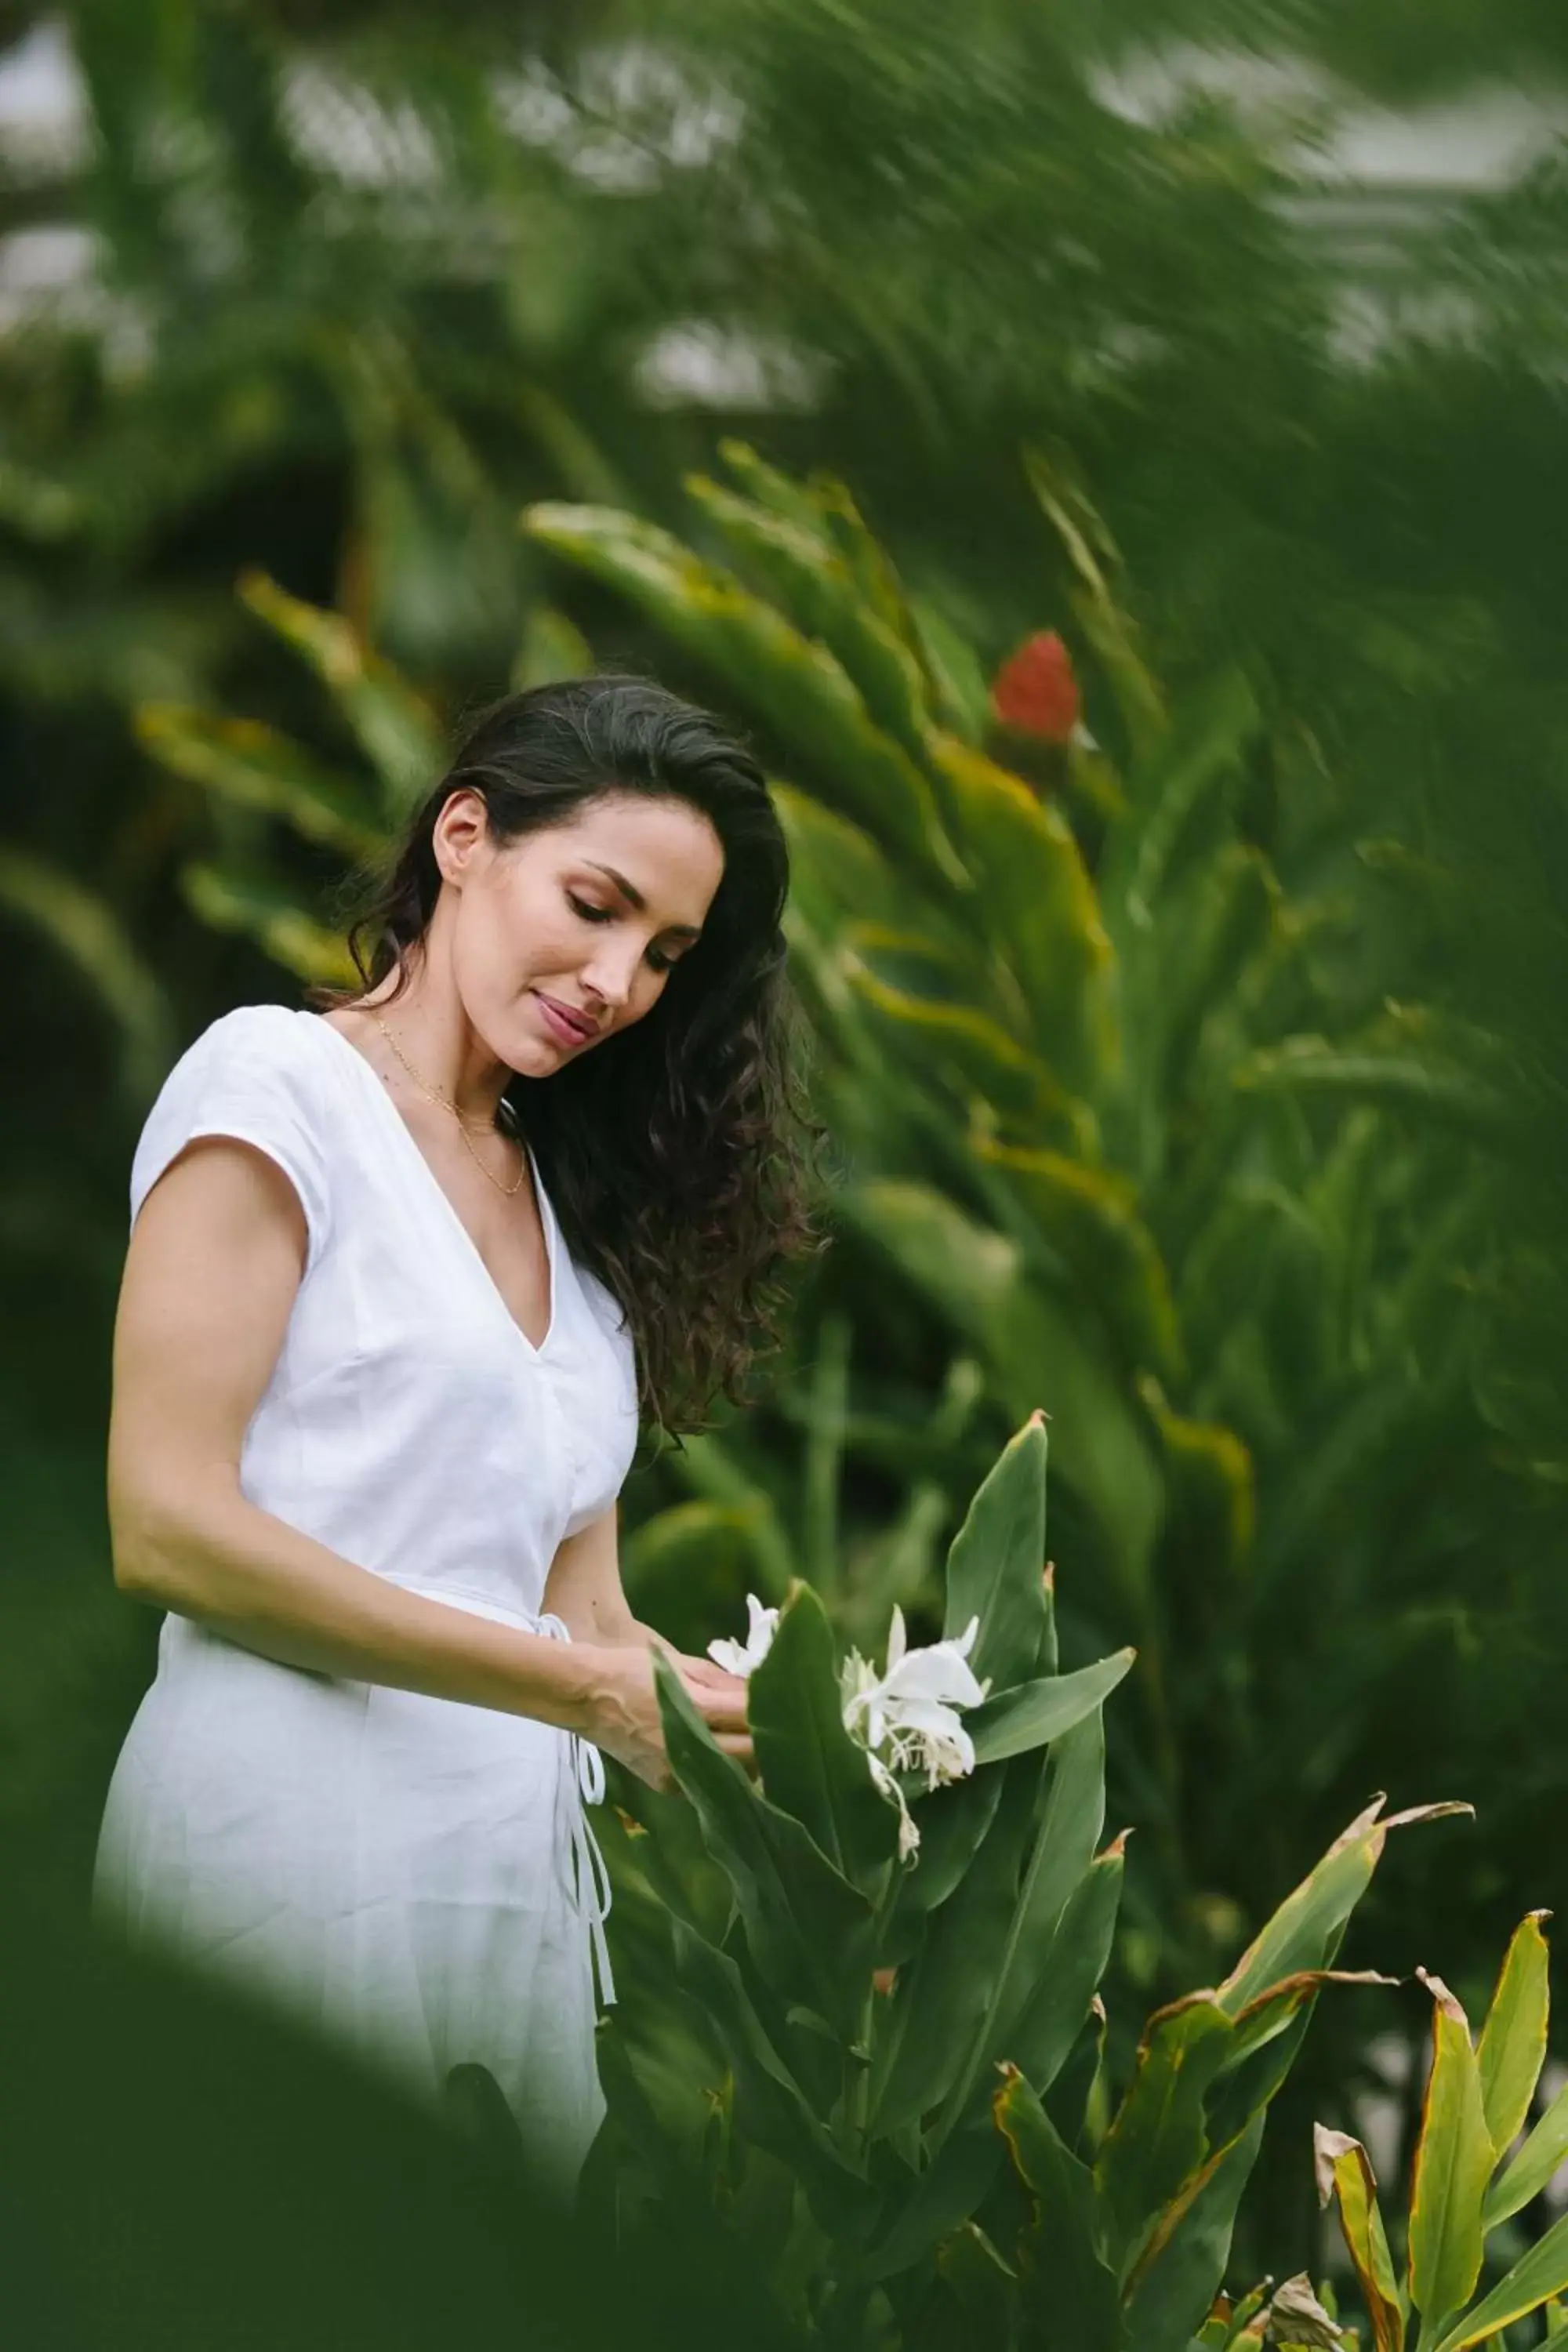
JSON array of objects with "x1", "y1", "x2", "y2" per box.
[{"x1": 579, "y1": 1644, "x2": 753, "y2": 1792}]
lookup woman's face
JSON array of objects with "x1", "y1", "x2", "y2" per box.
[{"x1": 435, "y1": 786, "x2": 725, "y2": 1074}]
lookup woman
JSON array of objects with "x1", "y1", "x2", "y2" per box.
[{"x1": 94, "y1": 673, "x2": 826, "y2": 2181}]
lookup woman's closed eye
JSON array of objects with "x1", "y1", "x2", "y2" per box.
[{"x1": 565, "y1": 890, "x2": 675, "y2": 973}]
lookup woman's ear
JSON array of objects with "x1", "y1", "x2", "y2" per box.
[{"x1": 431, "y1": 786, "x2": 490, "y2": 885}]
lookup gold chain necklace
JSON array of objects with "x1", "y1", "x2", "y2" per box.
[{"x1": 370, "y1": 1012, "x2": 527, "y2": 1199}]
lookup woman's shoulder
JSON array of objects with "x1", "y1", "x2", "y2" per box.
[{"x1": 131, "y1": 1002, "x2": 338, "y2": 1263}]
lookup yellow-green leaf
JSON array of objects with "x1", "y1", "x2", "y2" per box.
[
  {"x1": 1432, "y1": 2207, "x2": 1568, "y2": 2351},
  {"x1": 135, "y1": 704, "x2": 384, "y2": 858},
  {"x1": 1313, "y1": 2125, "x2": 1406, "y2": 2352},
  {"x1": 237, "y1": 570, "x2": 444, "y2": 815},
  {"x1": 978, "y1": 1141, "x2": 1183, "y2": 1381},
  {"x1": 178, "y1": 862, "x2": 358, "y2": 988},
  {"x1": 684, "y1": 473, "x2": 935, "y2": 767},
  {"x1": 523, "y1": 502, "x2": 966, "y2": 892},
  {"x1": 1483, "y1": 2073, "x2": 1568, "y2": 2232},
  {"x1": 1407, "y1": 1971, "x2": 1496, "y2": 2330},
  {"x1": 924, "y1": 730, "x2": 1116, "y2": 1091},
  {"x1": 1475, "y1": 1911, "x2": 1552, "y2": 2158}
]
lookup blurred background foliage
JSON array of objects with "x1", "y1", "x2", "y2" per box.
[{"x1": 3, "y1": 0, "x2": 1566, "y2": 2297}]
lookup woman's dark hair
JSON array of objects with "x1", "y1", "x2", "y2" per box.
[{"x1": 307, "y1": 673, "x2": 833, "y2": 1436}]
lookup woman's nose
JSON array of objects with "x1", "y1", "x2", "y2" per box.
[{"x1": 582, "y1": 942, "x2": 641, "y2": 1007}]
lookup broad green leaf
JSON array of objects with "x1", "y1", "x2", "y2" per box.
[
  {"x1": 1205, "y1": 1970, "x2": 1399, "y2": 2159},
  {"x1": 845, "y1": 957, "x2": 1086, "y2": 1139},
  {"x1": 924, "y1": 728, "x2": 1116, "y2": 1090},
  {"x1": 663, "y1": 1914, "x2": 873, "y2": 2225},
  {"x1": 1407, "y1": 1971, "x2": 1495, "y2": 2334},
  {"x1": 978, "y1": 1139, "x2": 1184, "y2": 1381},
  {"x1": 746, "y1": 1581, "x2": 899, "y2": 1893},
  {"x1": 869, "y1": 1758, "x2": 1041, "y2": 2137},
  {"x1": 1120, "y1": 2111, "x2": 1268, "y2": 2352},
  {"x1": 652, "y1": 1651, "x2": 873, "y2": 2041},
  {"x1": 933, "y1": 2218, "x2": 1018, "y2": 2331},
  {"x1": 889, "y1": 1769, "x2": 1004, "y2": 1917},
  {"x1": 984, "y1": 1712, "x2": 1109, "y2": 2067},
  {"x1": 236, "y1": 570, "x2": 443, "y2": 816},
  {"x1": 859, "y1": 2107, "x2": 1005, "y2": 2281},
  {"x1": 135, "y1": 703, "x2": 384, "y2": 858},
  {"x1": 996, "y1": 1831, "x2": 1127, "y2": 2106},
  {"x1": 1484, "y1": 2075, "x2": 1568, "y2": 2230},
  {"x1": 1475, "y1": 1911, "x2": 1552, "y2": 2159},
  {"x1": 941, "y1": 1412, "x2": 1052, "y2": 1688},
  {"x1": 1313, "y1": 2125, "x2": 1406, "y2": 2352},
  {"x1": 967, "y1": 1651, "x2": 1135, "y2": 1766},
  {"x1": 522, "y1": 502, "x2": 965, "y2": 891},
  {"x1": 1095, "y1": 1994, "x2": 1236, "y2": 2278},
  {"x1": 995, "y1": 2067, "x2": 1125, "y2": 2350},
  {"x1": 683, "y1": 472, "x2": 935, "y2": 767},
  {"x1": 1432, "y1": 2206, "x2": 1568, "y2": 2352}
]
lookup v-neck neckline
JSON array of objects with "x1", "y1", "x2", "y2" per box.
[{"x1": 303, "y1": 1010, "x2": 559, "y2": 1361}]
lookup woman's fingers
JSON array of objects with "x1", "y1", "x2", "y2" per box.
[{"x1": 714, "y1": 1731, "x2": 758, "y2": 1777}]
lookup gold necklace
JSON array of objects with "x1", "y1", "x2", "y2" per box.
[{"x1": 370, "y1": 1011, "x2": 527, "y2": 1199}]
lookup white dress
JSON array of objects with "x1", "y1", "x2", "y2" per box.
[{"x1": 93, "y1": 1003, "x2": 639, "y2": 2177}]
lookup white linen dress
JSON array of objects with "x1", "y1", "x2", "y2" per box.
[{"x1": 93, "y1": 1003, "x2": 639, "y2": 2179}]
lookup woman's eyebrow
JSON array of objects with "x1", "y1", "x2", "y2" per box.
[{"x1": 583, "y1": 861, "x2": 703, "y2": 940}]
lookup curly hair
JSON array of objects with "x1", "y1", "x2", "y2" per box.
[{"x1": 305, "y1": 673, "x2": 833, "y2": 1437}]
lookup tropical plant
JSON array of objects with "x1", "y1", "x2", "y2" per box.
[
  {"x1": 1316, "y1": 1911, "x2": 1568, "y2": 2352},
  {"x1": 585, "y1": 1412, "x2": 1468, "y2": 2350}
]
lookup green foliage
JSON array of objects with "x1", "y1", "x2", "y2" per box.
[
  {"x1": 592, "y1": 1414, "x2": 1467, "y2": 2347},
  {"x1": 1316, "y1": 1915, "x2": 1568, "y2": 2352}
]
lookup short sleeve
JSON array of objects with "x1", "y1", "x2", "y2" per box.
[{"x1": 129, "y1": 1004, "x2": 334, "y2": 1279}]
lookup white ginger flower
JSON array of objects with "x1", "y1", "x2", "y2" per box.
[
  {"x1": 840, "y1": 1606, "x2": 991, "y2": 1859},
  {"x1": 706, "y1": 1591, "x2": 779, "y2": 1679}
]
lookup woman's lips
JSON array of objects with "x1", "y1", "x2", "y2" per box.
[{"x1": 534, "y1": 992, "x2": 594, "y2": 1044}]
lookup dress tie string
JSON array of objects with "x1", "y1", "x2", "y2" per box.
[{"x1": 532, "y1": 1610, "x2": 616, "y2": 2009}]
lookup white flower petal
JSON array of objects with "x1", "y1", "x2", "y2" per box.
[
  {"x1": 706, "y1": 1635, "x2": 754, "y2": 1677},
  {"x1": 885, "y1": 1605, "x2": 907, "y2": 1674}
]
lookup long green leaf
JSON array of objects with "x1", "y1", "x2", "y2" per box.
[
  {"x1": 652, "y1": 1651, "x2": 873, "y2": 2041},
  {"x1": 1218, "y1": 1798, "x2": 1472, "y2": 2016},
  {"x1": 134, "y1": 702, "x2": 384, "y2": 858},
  {"x1": 924, "y1": 729, "x2": 1116, "y2": 1089},
  {"x1": 1484, "y1": 2075, "x2": 1568, "y2": 2230},
  {"x1": 941, "y1": 1412, "x2": 1052, "y2": 1689},
  {"x1": 1120, "y1": 2111, "x2": 1268, "y2": 2352},
  {"x1": 683, "y1": 470, "x2": 935, "y2": 768},
  {"x1": 664, "y1": 1915, "x2": 873, "y2": 2225},
  {"x1": 1475, "y1": 1911, "x2": 1552, "y2": 2159},
  {"x1": 1094, "y1": 1994, "x2": 1236, "y2": 2278},
  {"x1": 523, "y1": 502, "x2": 965, "y2": 891},
  {"x1": 1407, "y1": 1971, "x2": 1496, "y2": 2337},
  {"x1": 978, "y1": 1140, "x2": 1185, "y2": 1382},
  {"x1": 746, "y1": 1581, "x2": 899, "y2": 1893},
  {"x1": 1313, "y1": 2125, "x2": 1406, "y2": 2352},
  {"x1": 1432, "y1": 2207, "x2": 1568, "y2": 2352},
  {"x1": 995, "y1": 2067, "x2": 1125, "y2": 2351},
  {"x1": 236, "y1": 570, "x2": 443, "y2": 816},
  {"x1": 967, "y1": 1651, "x2": 1135, "y2": 1766}
]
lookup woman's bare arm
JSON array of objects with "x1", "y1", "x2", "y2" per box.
[
  {"x1": 543, "y1": 1504, "x2": 750, "y2": 1694},
  {"x1": 107, "y1": 1133, "x2": 749, "y2": 1786}
]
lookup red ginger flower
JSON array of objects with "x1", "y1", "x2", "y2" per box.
[{"x1": 989, "y1": 630, "x2": 1080, "y2": 743}]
